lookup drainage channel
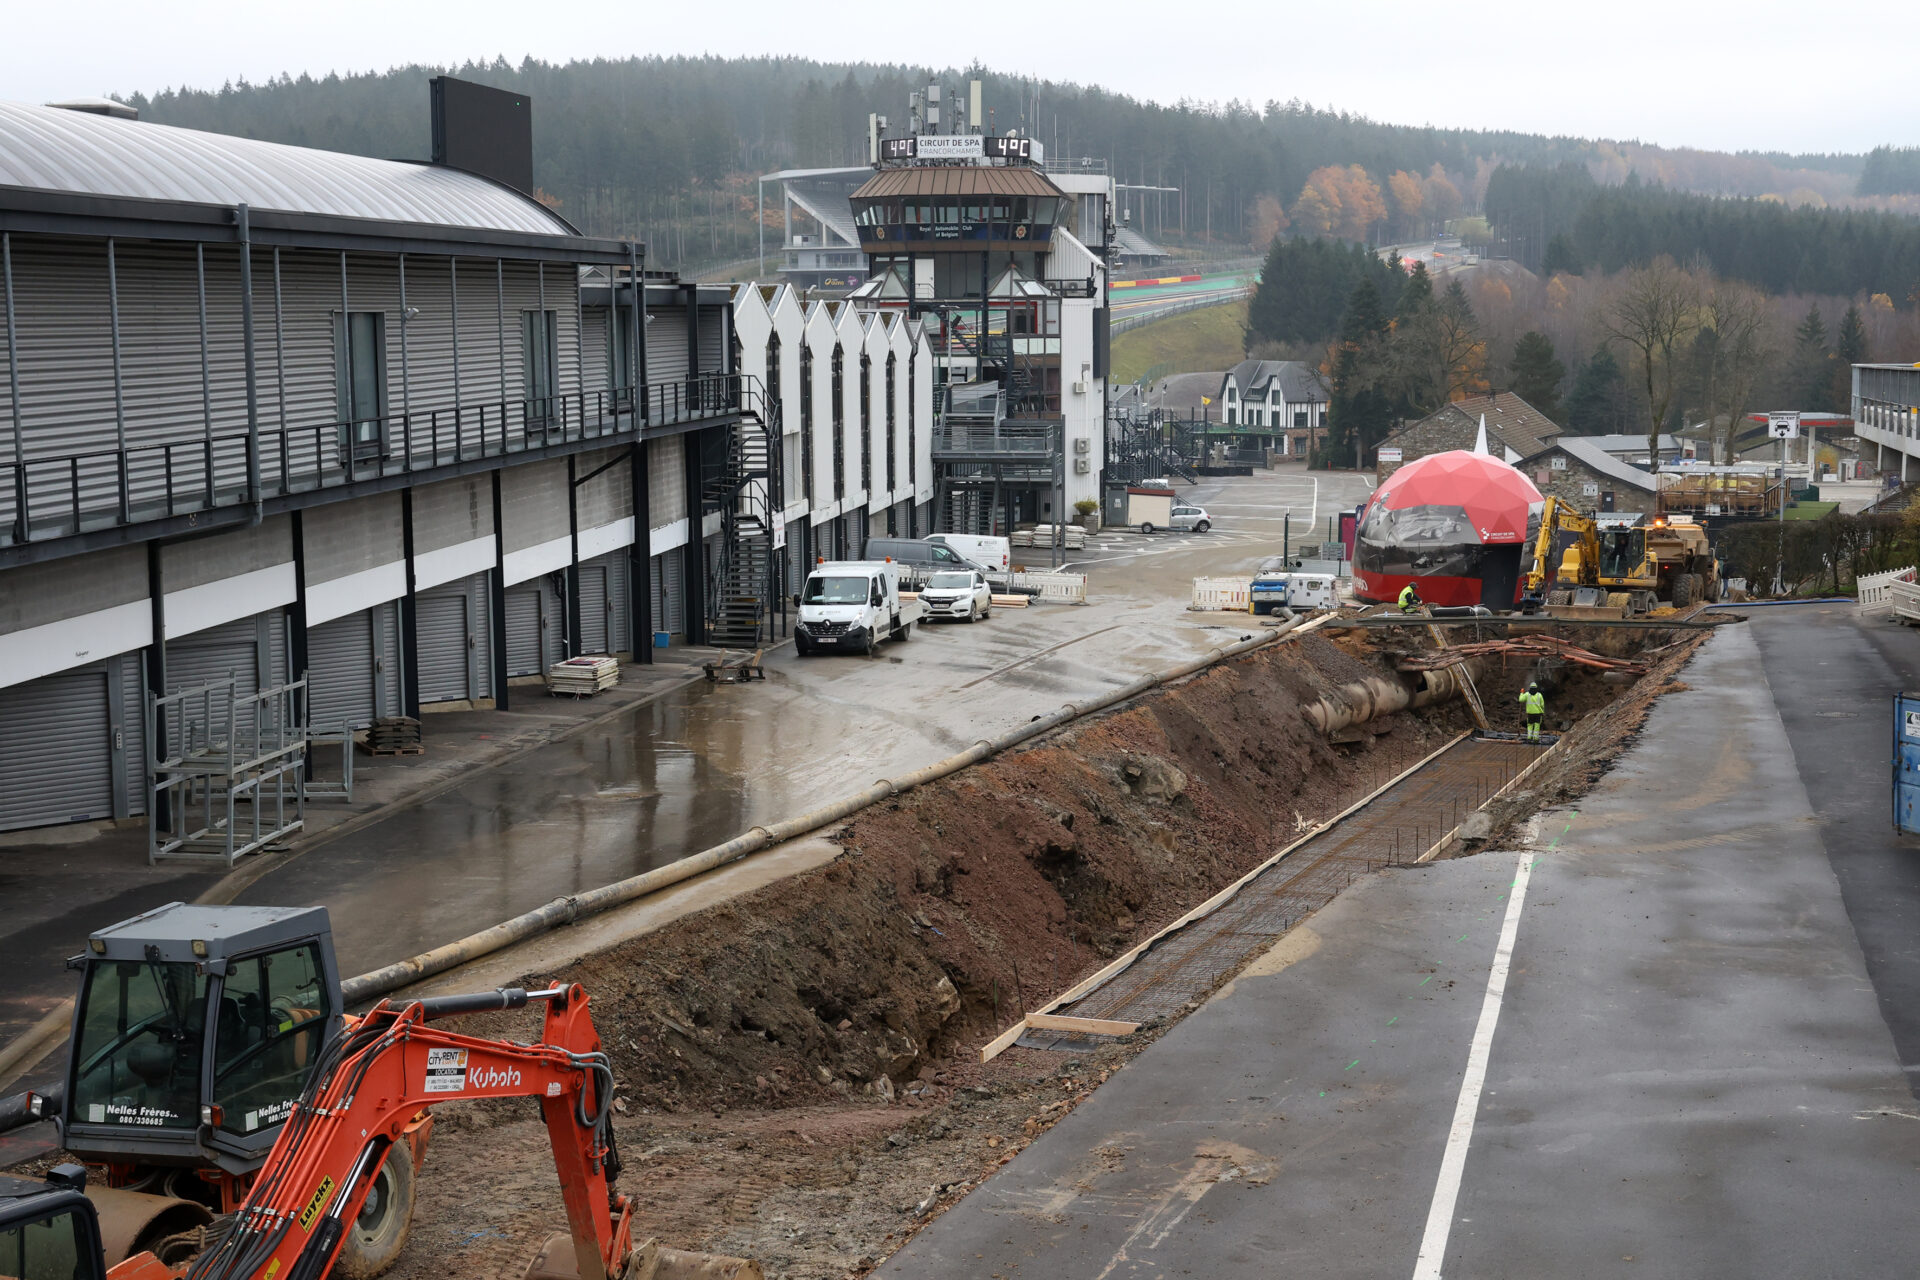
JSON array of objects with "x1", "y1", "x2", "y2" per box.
[{"x1": 1017, "y1": 735, "x2": 1542, "y2": 1052}]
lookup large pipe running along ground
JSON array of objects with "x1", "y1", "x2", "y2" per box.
[
  {"x1": 338, "y1": 619, "x2": 1306, "y2": 1005},
  {"x1": 1299, "y1": 664, "x2": 1478, "y2": 736}
]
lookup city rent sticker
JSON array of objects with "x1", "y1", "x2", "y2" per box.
[{"x1": 424, "y1": 1047, "x2": 469, "y2": 1093}]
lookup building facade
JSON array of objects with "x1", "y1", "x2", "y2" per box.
[
  {"x1": 0, "y1": 91, "x2": 754, "y2": 834},
  {"x1": 1518, "y1": 438, "x2": 1656, "y2": 515},
  {"x1": 1217, "y1": 360, "x2": 1329, "y2": 458},
  {"x1": 1851, "y1": 364, "x2": 1920, "y2": 481}
]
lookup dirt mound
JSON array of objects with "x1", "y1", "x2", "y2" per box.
[{"x1": 535, "y1": 634, "x2": 1464, "y2": 1114}]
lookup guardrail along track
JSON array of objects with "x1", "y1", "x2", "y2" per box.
[{"x1": 1019, "y1": 736, "x2": 1539, "y2": 1051}]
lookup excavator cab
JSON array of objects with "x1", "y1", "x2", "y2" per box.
[
  {"x1": 61, "y1": 904, "x2": 342, "y2": 1176},
  {"x1": 0, "y1": 1166, "x2": 109, "y2": 1280}
]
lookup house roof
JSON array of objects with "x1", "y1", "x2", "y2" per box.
[
  {"x1": 851, "y1": 165, "x2": 1064, "y2": 200},
  {"x1": 0, "y1": 99, "x2": 574, "y2": 236},
  {"x1": 1530, "y1": 437, "x2": 1657, "y2": 491},
  {"x1": 1221, "y1": 359, "x2": 1328, "y2": 405},
  {"x1": 1580, "y1": 433, "x2": 1680, "y2": 456},
  {"x1": 1388, "y1": 391, "x2": 1561, "y2": 459}
]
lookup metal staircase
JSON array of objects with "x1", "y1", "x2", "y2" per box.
[{"x1": 705, "y1": 383, "x2": 784, "y2": 649}]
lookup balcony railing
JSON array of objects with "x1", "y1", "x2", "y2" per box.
[
  {"x1": 2, "y1": 374, "x2": 740, "y2": 549},
  {"x1": 932, "y1": 420, "x2": 1058, "y2": 457}
]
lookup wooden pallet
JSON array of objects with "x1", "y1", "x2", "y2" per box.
[
  {"x1": 704, "y1": 649, "x2": 766, "y2": 683},
  {"x1": 359, "y1": 716, "x2": 423, "y2": 755}
]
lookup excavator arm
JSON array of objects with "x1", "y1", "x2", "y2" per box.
[
  {"x1": 1523, "y1": 498, "x2": 1600, "y2": 596},
  {"x1": 112, "y1": 984, "x2": 630, "y2": 1280}
]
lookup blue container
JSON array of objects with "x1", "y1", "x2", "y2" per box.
[{"x1": 653, "y1": 630, "x2": 670, "y2": 649}]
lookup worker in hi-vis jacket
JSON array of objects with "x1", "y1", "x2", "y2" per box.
[
  {"x1": 1398, "y1": 581, "x2": 1422, "y2": 614},
  {"x1": 1519, "y1": 681, "x2": 1546, "y2": 742}
]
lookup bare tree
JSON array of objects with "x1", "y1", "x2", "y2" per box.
[
  {"x1": 1602, "y1": 260, "x2": 1700, "y2": 473},
  {"x1": 1699, "y1": 280, "x2": 1773, "y2": 464}
]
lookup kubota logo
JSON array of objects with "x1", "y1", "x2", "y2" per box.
[{"x1": 468, "y1": 1064, "x2": 522, "y2": 1089}]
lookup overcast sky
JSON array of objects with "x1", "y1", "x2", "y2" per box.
[{"x1": 5, "y1": 0, "x2": 1915, "y2": 157}]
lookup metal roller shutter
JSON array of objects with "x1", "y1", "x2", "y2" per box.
[
  {"x1": 168, "y1": 613, "x2": 284, "y2": 699},
  {"x1": 578, "y1": 564, "x2": 608, "y2": 654},
  {"x1": 0, "y1": 669, "x2": 114, "y2": 831},
  {"x1": 505, "y1": 588, "x2": 544, "y2": 677},
  {"x1": 118, "y1": 654, "x2": 147, "y2": 818},
  {"x1": 376, "y1": 600, "x2": 403, "y2": 712},
  {"x1": 605, "y1": 554, "x2": 629, "y2": 655},
  {"x1": 305, "y1": 606, "x2": 390, "y2": 729},
  {"x1": 416, "y1": 575, "x2": 492, "y2": 702},
  {"x1": 415, "y1": 588, "x2": 471, "y2": 703},
  {"x1": 661, "y1": 548, "x2": 685, "y2": 635}
]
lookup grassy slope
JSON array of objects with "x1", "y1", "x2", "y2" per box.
[{"x1": 1110, "y1": 300, "x2": 1249, "y2": 385}]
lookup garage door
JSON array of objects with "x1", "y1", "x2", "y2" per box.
[
  {"x1": 576, "y1": 552, "x2": 631, "y2": 655},
  {"x1": 168, "y1": 612, "x2": 287, "y2": 699},
  {"x1": 0, "y1": 670, "x2": 115, "y2": 831},
  {"x1": 306, "y1": 602, "x2": 399, "y2": 729},
  {"x1": 660, "y1": 548, "x2": 685, "y2": 636}
]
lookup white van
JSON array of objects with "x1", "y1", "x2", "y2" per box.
[
  {"x1": 796, "y1": 561, "x2": 921, "y2": 656},
  {"x1": 928, "y1": 533, "x2": 1011, "y2": 574}
]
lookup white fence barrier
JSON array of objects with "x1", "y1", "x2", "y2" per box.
[
  {"x1": 1008, "y1": 571, "x2": 1089, "y2": 604},
  {"x1": 1857, "y1": 565, "x2": 1916, "y2": 612},
  {"x1": 1190, "y1": 577, "x2": 1252, "y2": 612},
  {"x1": 1887, "y1": 577, "x2": 1920, "y2": 626}
]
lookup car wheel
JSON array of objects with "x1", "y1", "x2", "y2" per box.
[
  {"x1": 982, "y1": 603, "x2": 992, "y2": 619},
  {"x1": 796, "y1": 639, "x2": 812, "y2": 657},
  {"x1": 966, "y1": 604, "x2": 978, "y2": 623},
  {"x1": 1139, "y1": 522, "x2": 1155, "y2": 534},
  {"x1": 1194, "y1": 520, "x2": 1211, "y2": 533}
]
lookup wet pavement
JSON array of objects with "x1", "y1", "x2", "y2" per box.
[
  {"x1": 882, "y1": 618, "x2": 1920, "y2": 1279},
  {"x1": 0, "y1": 466, "x2": 1375, "y2": 1094}
]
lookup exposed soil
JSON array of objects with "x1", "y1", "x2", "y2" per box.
[{"x1": 14, "y1": 616, "x2": 1721, "y2": 1280}]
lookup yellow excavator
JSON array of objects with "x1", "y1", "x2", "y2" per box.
[{"x1": 1524, "y1": 498, "x2": 1718, "y2": 615}]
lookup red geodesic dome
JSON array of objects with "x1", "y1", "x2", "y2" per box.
[
  {"x1": 1368, "y1": 450, "x2": 1543, "y2": 543},
  {"x1": 1354, "y1": 451, "x2": 1545, "y2": 606}
]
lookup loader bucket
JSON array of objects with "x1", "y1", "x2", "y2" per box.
[{"x1": 523, "y1": 1232, "x2": 764, "y2": 1280}]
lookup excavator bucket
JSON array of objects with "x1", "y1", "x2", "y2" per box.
[{"x1": 522, "y1": 1233, "x2": 764, "y2": 1280}]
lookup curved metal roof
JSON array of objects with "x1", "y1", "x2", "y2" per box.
[{"x1": 0, "y1": 100, "x2": 573, "y2": 236}]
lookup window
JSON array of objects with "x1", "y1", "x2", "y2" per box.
[
  {"x1": 0, "y1": 1207, "x2": 84, "y2": 1280},
  {"x1": 886, "y1": 354, "x2": 898, "y2": 493},
  {"x1": 860, "y1": 354, "x2": 873, "y2": 492},
  {"x1": 335, "y1": 311, "x2": 387, "y2": 457},
  {"x1": 523, "y1": 309, "x2": 559, "y2": 427},
  {"x1": 70, "y1": 959, "x2": 209, "y2": 1134},
  {"x1": 831, "y1": 348, "x2": 846, "y2": 500},
  {"x1": 800, "y1": 344, "x2": 815, "y2": 501},
  {"x1": 212, "y1": 943, "x2": 331, "y2": 1137}
]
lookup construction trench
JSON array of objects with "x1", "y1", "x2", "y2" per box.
[{"x1": 9, "y1": 612, "x2": 1718, "y2": 1280}]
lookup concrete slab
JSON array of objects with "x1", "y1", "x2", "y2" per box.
[{"x1": 880, "y1": 623, "x2": 1920, "y2": 1279}]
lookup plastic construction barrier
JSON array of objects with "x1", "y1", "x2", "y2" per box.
[
  {"x1": 1008, "y1": 571, "x2": 1089, "y2": 603},
  {"x1": 1857, "y1": 565, "x2": 1916, "y2": 612},
  {"x1": 1190, "y1": 577, "x2": 1252, "y2": 612}
]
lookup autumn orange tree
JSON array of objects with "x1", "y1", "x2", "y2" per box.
[
  {"x1": 1387, "y1": 171, "x2": 1425, "y2": 239},
  {"x1": 1292, "y1": 165, "x2": 1386, "y2": 243}
]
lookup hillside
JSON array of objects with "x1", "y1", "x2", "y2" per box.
[{"x1": 115, "y1": 56, "x2": 1874, "y2": 268}]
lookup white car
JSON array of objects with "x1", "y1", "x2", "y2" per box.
[
  {"x1": 918, "y1": 570, "x2": 993, "y2": 623},
  {"x1": 1170, "y1": 504, "x2": 1212, "y2": 533}
]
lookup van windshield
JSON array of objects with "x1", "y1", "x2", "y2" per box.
[
  {"x1": 926, "y1": 573, "x2": 972, "y2": 589},
  {"x1": 804, "y1": 576, "x2": 871, "y2": 605}
]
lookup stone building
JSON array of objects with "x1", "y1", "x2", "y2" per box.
[
  {"x1": 1519, "y1": 437, "x2": 1657, "y2": 515},
  {"x1": 1377, "y1": 391, "x2": 1561, "y2": 481}
]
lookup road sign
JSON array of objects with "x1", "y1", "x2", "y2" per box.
[{"x1": 1768, "y1": 411, "x2": 1801, "y2": 440}]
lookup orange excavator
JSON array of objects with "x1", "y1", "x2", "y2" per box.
[{"x1": 0, "y1": 981, "x2": 757, "y2": 1280}]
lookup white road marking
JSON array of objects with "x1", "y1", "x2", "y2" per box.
[{"x1": 1411, "y1": 848, "x2": 1538, "y2": 1280}]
